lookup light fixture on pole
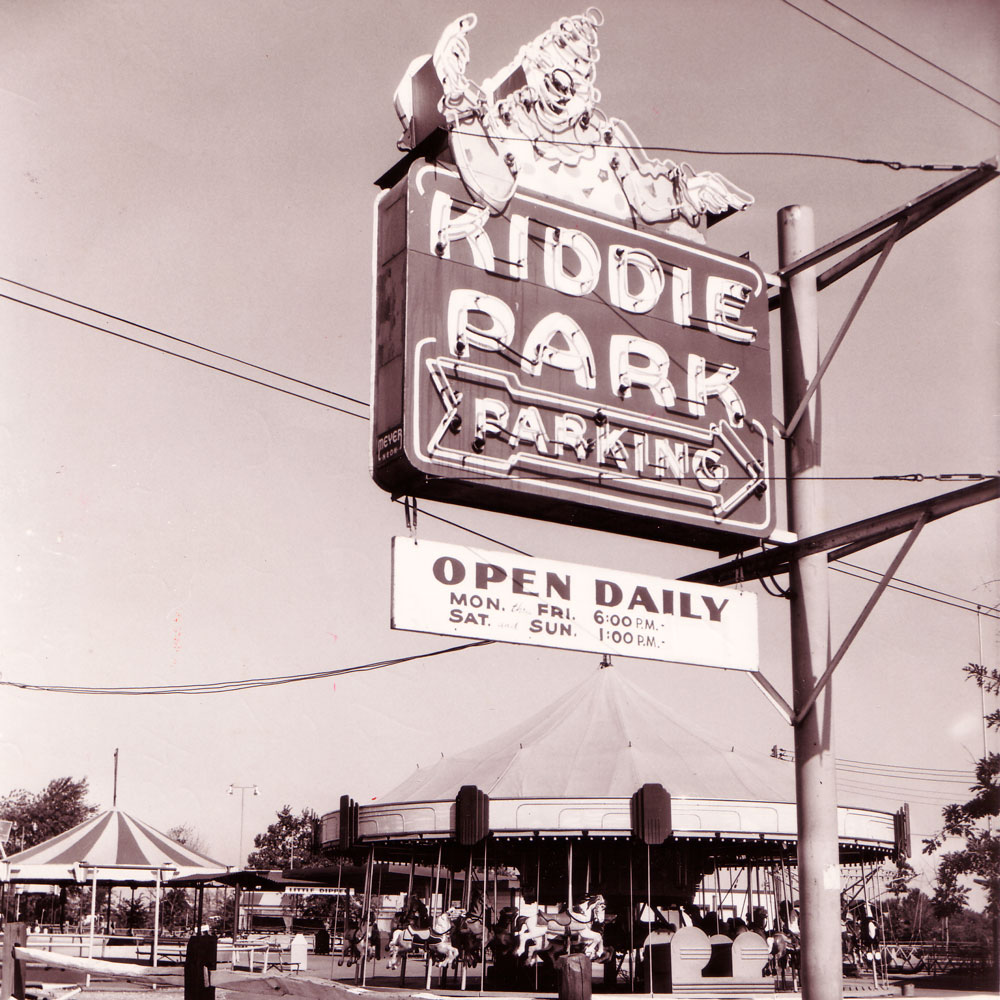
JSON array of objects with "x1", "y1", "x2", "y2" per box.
[{"x1": 227, "y1": 783, "x2": 259, "y2": 867}]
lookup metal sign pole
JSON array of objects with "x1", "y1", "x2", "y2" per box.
[{"x1": 779, "y1": 204, "x2": 842, "y2": 1000}]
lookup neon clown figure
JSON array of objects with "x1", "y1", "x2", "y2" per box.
[{"x1": 395, "y1": 8, "x2": 753, "y2": 242}]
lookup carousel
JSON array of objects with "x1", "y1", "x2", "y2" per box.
[{"x1": 317, "y1": 664, "x2": 899, "y2": 994}]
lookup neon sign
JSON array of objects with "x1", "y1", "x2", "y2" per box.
[{"x1": 372, "y1": 163, "x2": 774, "y2": 550}]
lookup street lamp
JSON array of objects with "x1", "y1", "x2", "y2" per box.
[{"x1": 227, "y1": 783, "x2": 259, "y2": 867}]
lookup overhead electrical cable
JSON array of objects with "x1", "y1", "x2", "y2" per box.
[
  {"x1": 817, "y1": 0, "x2": 1000, "y2": 109},
  {"x1": 836, "y1": 560, "x2": 999, "y2": 615},
  {"x1": 390, "y1": 498, "x2": 532, "y2": 556},
  {"x1": 448, "y1": 128, "x2": 981, "y2": 171},
  {"x1": 5, "y1": 282, "x2": 988, "y2": 491},
  {"x1": 834, "y1": 765, "x2": 971, "y2": 785},
  {"x1": 774, "y1": 0, "x2": 1000, "y2": 129},
  {"x1": 436, "y1": 469, "x2": 992, "y2": 485},
  {"x1": 0, "y1": 292, "x2": 367, "y2": 421},
  {"x1": 0, "y1": 275, "x2": 368, "y2": 409},
  {"x1": 831, "y1": 564, "x2": 1000, "y2": 619},
  {"x1": 0, "y1": 639, "x2": 493, "y2": 697},
  {"x1": 773, "y1": 747, "x2": 974, "y2": 779},
  {"x1": 836, "y1": 755, "x2": 973, "y2": 776},
  {"x1": 835, "y1": 781, "x2": 963, "y2": 806}
]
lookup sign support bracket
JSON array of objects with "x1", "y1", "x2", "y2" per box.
[
  {"x1": 792, "y1": 511, "x2": 928, "y2": 727},
  {"x1": 766, "y1": 159, "x2": 998, "y2": 309},
  {"x1": 778, "y1": 214, "x2": 909, "y2": 441},
  {"x1": 682, "y1": 477, "x2": 999, "y2": 588},
  {"x1": 747, "y1": 671, "x2": 795, "y2": 726}
]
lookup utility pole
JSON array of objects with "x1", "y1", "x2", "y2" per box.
[{"x1": 779, "y1": 205, "x2": 842, "y2": 999}]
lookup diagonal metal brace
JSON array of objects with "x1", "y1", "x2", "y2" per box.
[
  {"x1": 748, "y1": 671, "x2": 795, "y2": 726},
  {"x1": 684, "y1": 478, "x2": 999, "y2": 587},
  {"x1": 793, "y1": 512, "x2": 928, "y2": 726},
  {"x1": 767, "y1": 159, "x2": 998, "y2": 309},
  {"x1": 780, "y1": 213, "x2": 910, "y2": 441}
]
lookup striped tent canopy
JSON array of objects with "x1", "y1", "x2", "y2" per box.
[{"x1": 1, "y1": 808, "x2": 226, "y2": 885}]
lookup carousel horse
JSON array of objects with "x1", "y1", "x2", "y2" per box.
[
  {"x1": 451, "y1": 891, "x2": 485, "y2": 967},
  {"x1": 843, "y1": 899, "x2": 881, "y2": 973},
  {"x1": 338, "y1": 919, "x2": 373, "y2": 968},
  {"x1": 769, "y1": 928, "x2": 799, "y2": 988},
  {"x1": 516, "y1": 894, "x2": 608, "y2": 964},
  {"x1": 488, "y1": 906, "x2": 520, "y2": 965},
  {"x1": 767, "y1": 907, "x2": 799, "y2": 990},
  {"x1": 386, "y1": 906, "x2": 462, "y2": 970},
  {"x1": 842, "y1": 914, "x2": 862, "y2": 973},
  {"x1": 386, "y1": 894, "x2": 430, "y2": 968}
]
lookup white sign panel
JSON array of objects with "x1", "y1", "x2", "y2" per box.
[
  {"x1": 283, "y1": 886, "x2": 347, "y2": 896},
  {"x1": 391, "y1": 537, "x2": 758, "y2": 670}
]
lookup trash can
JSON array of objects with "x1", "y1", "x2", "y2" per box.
[
  {"x1": 556, "y1": 952, "x2": 592, "y2": 1000},
  {"x1": 184, "y1": 931, "x2": 217, "y2": 1000}
]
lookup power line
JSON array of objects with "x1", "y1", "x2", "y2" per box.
[
  {"x1": 774, "y1": 0, "x2": 1000, "y2": 130},
  {"x1": 831, "y1": 564, "x2": 1000, "y2": 620},
  {"x1": 0, "y1": 275, "x2": 369, "y2": 410},
  {"x1": 0, "y1": 639, "x2": 492, "y2": 697},
  {"x1": 391, "y1": 498, "x2": 532, "y2": 557},
  {"x1": 834, "y1": 765, "x2": 971, "y2": 786},
  {"x1": 837, "y1": 560, "x2": 999, "y2": 617},
  {"x1": 818, "y1": 0, "x2": 1000, "y2": 109},
  {"x1": 7, "y1": 283, "x2": 995, "y2": 629},
  {"x1": 449, "y1": 128, "x2": 980, "y2": 172},
  {"x1": 836, "y1": 780, "x2": 961, "y2": 806},
  {"x1": 837, "y1": 756, "x2": 972, "y2": 777},
  {"x1": 7, "y1": 284, "x2": 992, "y2": 498},
  {"x1": 772, "y1": 747, "x2": 974, "y2": 779},
  {"x1": 0, "y1": 292, "x2": 368, "y2": 421}
]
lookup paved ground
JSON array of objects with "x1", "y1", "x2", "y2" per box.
[{"x1": 23, "y1": 951, "x2": 997, "y2": 999}]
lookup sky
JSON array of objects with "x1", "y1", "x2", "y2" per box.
[{"x1": 1, "y1": 0, "x2": 998, "y2": 893}]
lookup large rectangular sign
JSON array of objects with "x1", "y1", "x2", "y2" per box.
[
  {"x1": 391, "y1": 537, "x2": 758, "y2": 670},
  {"x1": 372, "y1": 163, "x2": 775, "y2": 552}
]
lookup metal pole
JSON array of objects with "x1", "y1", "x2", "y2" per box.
[
  {"x1": 567, "y1": 840, "x2": 573, "y2": 909},
  {"x1": 779, "y1": 204, "x2": 842, "y2": 1000},
  {"x1": 332, "y1": 861, "x2": 343, "y2": 965},
  {"x1": 152, "y1": 867, "x2": 161, "y2": 969},
  {"x1": 360, "y1": 845, "x2": 374, "y2": 987},
  {"x1": 86, "y1": 868, "x2": 97, "y2": 987},
  {"x1": 628, "y1": 847, "x2": 634, "y2": 992},
  {"x1": 646, "y1": 845, "x2": 653, "y2": 999},
  {"x1": 239, "y1": 788, "x2": 246, "y2": 866},
  {"x1": 480, "y1": 837, "x2": 487, "y2": 995}
]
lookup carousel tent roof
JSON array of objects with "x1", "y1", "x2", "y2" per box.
[
  {"x1": 379, "y1": 665, "x2": 794, "y2": 804},
  {"x1": 1, "y1": 808, "x2": 226, "y2": 885}
]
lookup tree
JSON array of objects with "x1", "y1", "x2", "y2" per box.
[
  {"x1": 884, "y1": 888, "x2": 939, "y2": 942},
  {"x1": 246, "y1": 806, "x2": 328, "y2": 871},
  {"x1": 114, "y1": 892, "x2": 151, "y2": 930},
  {"x1": 924, "y1": 662, "x2": 1000, "y2": 972},
  {"x1": 885, "y1": 858, "x2": 917, "y2": 897},
  {"x1": 166, "y1": 823, "x2": 207, "y2": 855},
  {"x1": 0, "y1": 777, "x2": 99, "y2": 850},
  {"x1": 160, "y1": 887, "x2": 192, "y2": 933}
]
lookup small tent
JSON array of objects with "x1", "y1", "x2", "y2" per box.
[
  {"x1": 1, "y1": 809, "x2": 227, "y2": 964},
  {"x1": 1, "y1": 809, "x2": 225, "y2": 885}
]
